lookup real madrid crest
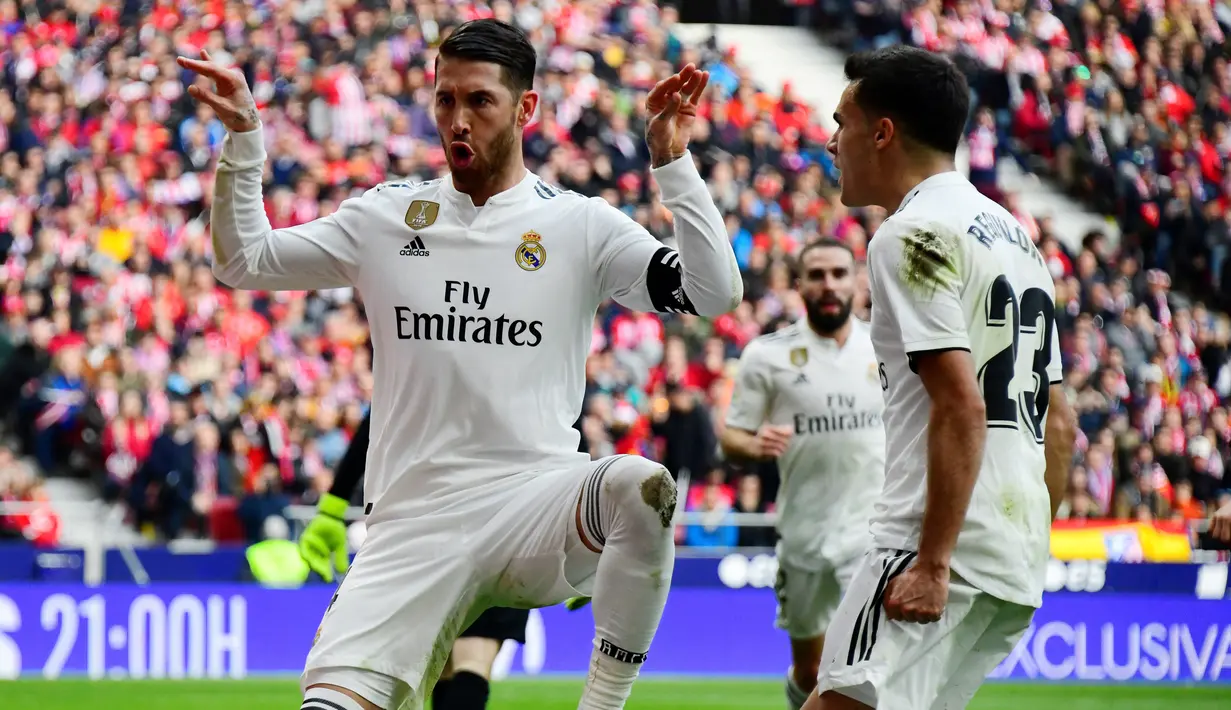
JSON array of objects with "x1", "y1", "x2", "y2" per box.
[
  {"x1": 515, "y1": 231, "x2": 547, "y2": 271},
  {"x1": 789, "y1": 347, "x2": 808, "y2": 368}
]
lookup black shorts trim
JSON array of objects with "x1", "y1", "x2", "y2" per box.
[{"x1": 459, "y1": 606, "x2": 530, "y2": 643}]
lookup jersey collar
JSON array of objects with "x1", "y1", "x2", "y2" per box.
[
  {"x1": 895, "y1": 170, "x2": 966, "y2": 214},
  {"x1": 442, "y1": 169, "x2": 538, "y2": 210}
]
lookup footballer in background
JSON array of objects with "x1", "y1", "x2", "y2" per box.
[
  {"x1": 803, "y1": 46, "x2": 1078, "y2": 710},
  {"x1": 720, "y1": 238, "x2": 885, "y2": 710},
  {"x1": 181, "y1": 17, "x2": 741, "y2": 710}
]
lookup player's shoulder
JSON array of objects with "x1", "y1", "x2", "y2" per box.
[
  {"x1": 363, "y1": 177, "x2": 446, "y2": 202},
  {"x1": 521, "y1": 175, "x2": 594, "y2": 229},
  {"x1": 528, "y1": 176, "x2": 586, "y2": 205},
  {"x1": 745, "y1": 322, "x2": 805, "y2": 356},
  {"x1": 848, "y1": 317, "x2": 876, "y2": 347}
]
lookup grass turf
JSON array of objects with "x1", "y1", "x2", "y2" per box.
[{"x1": 3, "y1": 678, "x2": 1230, "y2": 709}]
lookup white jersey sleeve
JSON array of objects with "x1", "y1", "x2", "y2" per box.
[
  {"x1": 1047, "y1": 323, "x2": 1063, "y2": 384},
  {"x1": 211, "y1": 126, "x2": 362, "y2": 290},
  {"x1": 588, "y1": 152, "x2": 742, "y2": 317},
  {"x1": 867, "y1": 220, "x2": 970, "y2": 360},
  {"x1": 724, "y1": 339, "x2": 770, "y2": 432}
]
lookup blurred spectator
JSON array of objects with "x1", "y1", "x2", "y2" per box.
[
  {"x1": 0, "y1": 447, "x2": 60, "y2": 546},
  {"x1": 684, "y1": 473, "x2": 737, "y2": 548},
  {"x1": 732, "y1": 473, "x2": 776, "y2": 548},
  {"x1": 650, "y1": 383, "x2": 717, "y2": 483},
  {"x1": 129, "y1": 396, "x2": 196, "y2": 540}
]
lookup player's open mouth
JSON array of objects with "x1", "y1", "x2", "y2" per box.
[{"x1": 450, "y1": 142, "x2": 475, "y2": 168}]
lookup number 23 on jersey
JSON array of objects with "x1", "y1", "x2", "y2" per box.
[{"x1": 978, "y1": 274, "x2": 1056, "y2": 443}]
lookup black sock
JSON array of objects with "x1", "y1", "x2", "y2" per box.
[
  {"x1": 431, "y1": 677, "x2": 454, "y2": 709},
  {"x1": 447, "y1": 671, "x2": 491, "y2": 710}
]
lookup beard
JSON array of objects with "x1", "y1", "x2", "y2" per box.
[
  {"x1": 805, "y1": 295, "x2": 853, "y2": 334},
  {"x1": 443, "y1": 117, "x2": 518, "y2": 187}
]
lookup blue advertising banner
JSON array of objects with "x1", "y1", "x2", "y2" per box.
[
  {"x1": 0, "y1": 585, "x2": 1229, "y2": 682},
  {"x1": 2, "y1": 542, "x2": 1225, "y2": 597}
]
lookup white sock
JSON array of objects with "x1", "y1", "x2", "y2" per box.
[
  {"x1": 576, "y1": 458, "x2": 677, "y2": 710},
  {"x1": 785, "y1": 666, "x2": 810, "y2": 710},
  {"x1": 302, "y1": 686, "x2": 373, "y2": 710}
]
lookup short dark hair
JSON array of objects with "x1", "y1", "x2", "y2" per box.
[
  {"x1": 437, "y1": 19, "x2": 537, "y2": 95},
  {"x1": 843, "y1": 46, "x2": 970, "y2": 155},
  {"x1": 794, "y1": 238, "x2": 856, "y2": 280},
  {"x1": 797, "y1": 238, "x2": 855, "y2": 266}
]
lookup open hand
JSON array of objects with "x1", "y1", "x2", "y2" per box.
[
  {"x1": 645, "y1": 63, "x2": 709, "y2": 168},
  {"x1": 884, "y1": 562, "x2": 948, "y2": 624},
  {"x1": 177, "y1": 50, "x2": 260, "y2": 133}
]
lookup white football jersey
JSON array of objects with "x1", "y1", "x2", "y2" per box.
[
  {"x1": 210, "y1": 128, "x2": 741, "y2": 522},
  {"x1": 725, "y1": 319, "x2": 885, "y2": 569},
  {"x1": 867, "y1": 171, "x2": 1062, "y2": 608}
]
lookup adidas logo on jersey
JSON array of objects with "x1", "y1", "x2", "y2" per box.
[{"x1": 400, "y1": 237, "x2": 430, "y2": 257}]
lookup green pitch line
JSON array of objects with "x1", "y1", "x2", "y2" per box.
[{"x1": 2, "y1": 678, "x2": 1229, "y2": 709}]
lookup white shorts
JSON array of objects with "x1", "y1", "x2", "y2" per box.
[
  {"x1": 774, "y1": 544, "x2": 861, "y2": 640},
  {"x1": 304, "y1": 456, "x2": 656, "y2": 710},
  {"x1": 816, "y1": 548, "x2": 1034, "y2": 710}
]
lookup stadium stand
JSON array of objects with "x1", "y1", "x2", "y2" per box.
[{"x1": 0, "y1": 0, "x2": 1227, "y2": 555}]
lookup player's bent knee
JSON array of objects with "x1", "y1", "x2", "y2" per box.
[
  {"x1": 303, "y1": 684, "x2": 384, "y2": 710},
  {"x1": 606, "y1": 456, "x2": 677, "y2": 531}
]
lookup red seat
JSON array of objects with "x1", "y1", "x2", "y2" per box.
[{"x1": 208, "y1": 496, "x2": 245, "y2": 542}]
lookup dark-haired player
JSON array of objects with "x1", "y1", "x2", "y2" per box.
[
  {"x1": 179, "y1": 17, "x2": 742, "y2": 710},
  {"x1": 297, "y1": 410, "x2": 529, "y2": 710},
  {"x1": 720, "y1": 239, "x2": 885, "y2": 710},
  {"x1": 802, "y1": 46, "x2": 1077, "y2": 709}
]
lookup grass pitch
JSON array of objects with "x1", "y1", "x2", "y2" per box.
[{"x1": 3, "y1": 678, "x2": 1230, "y2": 709}]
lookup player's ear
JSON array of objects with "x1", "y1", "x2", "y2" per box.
[
  {"x1": 873, "y1": 118, "x2": 894, "y2": 148},
  {"x1": 518, "y1": 90, "x2": 540, "y2": 128}
]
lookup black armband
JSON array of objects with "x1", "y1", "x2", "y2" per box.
[
  {"x1": 329, "y1": 411, "x2": 371, "y2": 500},
  {"x1": 645, "y1": 247, "x2": 698, "y2": 315}
]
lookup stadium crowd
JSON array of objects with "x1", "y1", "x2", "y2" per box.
[{"x1": 0, "y1": 0, "x2": 1228, "y2": 550}]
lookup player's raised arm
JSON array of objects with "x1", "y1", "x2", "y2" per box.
[
  {"x1": 178, "y1": 51, "x2": 361, "y2": 291},
  {"x1": 875, "y1": 223, "x2": 985, "y2": 623},
  {"x1": 589, "y1": 65, "x2": 742, "y2": 318}
]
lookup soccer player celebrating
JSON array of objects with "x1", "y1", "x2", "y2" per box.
[
  {"x1": 297, "y1": 410, "x2": 529, "y2": 710},
  {"x1": 801, "y1": 46, "x2": 1077, "y2": 710},
  {"x1": 719, "y1": 239, "x2": 885, "y2": 710},
  {"x1": 179, "y1": 18, "x2": 742, "y2": 710}
]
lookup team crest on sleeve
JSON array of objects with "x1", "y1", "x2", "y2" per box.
[
  {"x1": 405, "y1": 200, "x2": 439, "y2": 230},
  {"x1": 789, "y1": 347, "x2": 809, "y2": 368},
  {"x1": 515, "y1": 231, "x2": 547, "y2": 271}
]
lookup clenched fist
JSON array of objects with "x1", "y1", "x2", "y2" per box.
[
  {"x1": 884, "y1": 561, "x2": 948, "y2": 624},
  {"x1": 755, "y1": 424, "x2": 794, "y2": 459}
]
